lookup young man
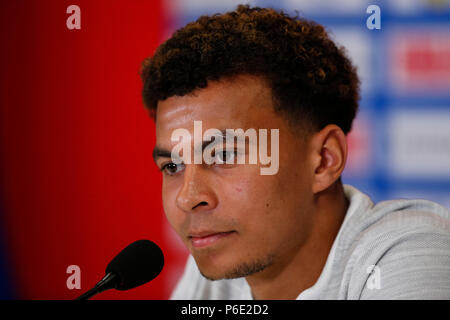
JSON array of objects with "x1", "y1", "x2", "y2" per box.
[{"x1": 142, "y1": 5, "x2": 450, "y2": 299}]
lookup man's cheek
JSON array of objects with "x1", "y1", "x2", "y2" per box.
[
  {"x1": 225, "y1": 180, "x2": 256, "y2": 202},
  {"x1": 162, "y1": 193, "x2": 182, "y2": 233}
]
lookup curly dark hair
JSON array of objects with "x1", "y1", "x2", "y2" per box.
[{"x1": 141, "y1": 5, "x2": 360, "y2": 134}]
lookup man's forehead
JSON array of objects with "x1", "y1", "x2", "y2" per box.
[{"x1": 155, "y1": 76, "x2": 275, "y2": 135}]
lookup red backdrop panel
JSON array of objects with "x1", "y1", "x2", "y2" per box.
[{"x1": 0, "y1": 0, "x2": 188, "y2": 299}]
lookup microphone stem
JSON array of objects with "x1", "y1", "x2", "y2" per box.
[
  {"x1": 75, "y1": 287, "x2": 100, "y2": 300},
  {"x1": 75, "y1": 272, "x2": 117, "y2": 300}
]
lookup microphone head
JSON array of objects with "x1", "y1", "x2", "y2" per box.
[{"x1": 105, "y1": 239, "x2": 164, "y2": 291}]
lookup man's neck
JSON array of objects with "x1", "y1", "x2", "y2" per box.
[{"x1": 246, "y1": 183, "x2": 349, "y2": 300}]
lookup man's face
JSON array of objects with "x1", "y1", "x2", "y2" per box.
[{"x1": 154, "y1": 75, "x2": 315, "y2": 280}]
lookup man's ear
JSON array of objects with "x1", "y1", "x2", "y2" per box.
[{"x1": 308, "y1": 125, "x2": 348, "y2": 194}]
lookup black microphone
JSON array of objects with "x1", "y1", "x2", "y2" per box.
[{"x1": 75, "y1": 239, "x2": 164, "y2": 300}]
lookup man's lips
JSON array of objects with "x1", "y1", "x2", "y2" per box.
[{"x1": 188, "y1": 231, "x2": 236, "y2": 248}]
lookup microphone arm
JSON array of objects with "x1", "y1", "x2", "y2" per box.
[{"x1": 75, "y1": 272, "x2": 118, "y2": 300}]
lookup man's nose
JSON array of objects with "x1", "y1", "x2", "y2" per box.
[{"x1": 175, "y1": 164, "x2": 218, "y2": 213}]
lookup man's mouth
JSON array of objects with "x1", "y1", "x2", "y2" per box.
[{"x1": 188, "y1": 231, "x2": 236, "y2": 248}]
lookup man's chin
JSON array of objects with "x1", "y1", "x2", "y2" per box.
[
  {"x1": 195, "y1": 255, "x2": 274, "y2": 281},
  {"x1": 194, "y1": 258, "x2": 238, "y2": 281},
  {"x1": 198, "y1": 269, "x2": 231, "y2": 281}
]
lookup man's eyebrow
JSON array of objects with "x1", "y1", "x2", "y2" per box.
[
  {"x1": 200, "y1": 129, "x2": 252, "y2": 152},
  {"x1": 152, "y1": 129, "x2": 249, "y2": 161},
  {"x1": 201, "y1": 129, "x2": 227, "y2": 148},
  {"x1": 152, "y1": 146, "x2": 172, "y2": 161}
]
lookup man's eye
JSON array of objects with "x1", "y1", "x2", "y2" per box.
[
  {"x1": 161, "y1": 162, "x2": 184, "y2": 175},
  {"x1": 214, "y1": 150, "x2": 237, "y2": 164}
]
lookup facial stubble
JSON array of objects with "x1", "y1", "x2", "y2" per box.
[{"x1": 198, "y1": 252, "x2": 276, "y2": 281}]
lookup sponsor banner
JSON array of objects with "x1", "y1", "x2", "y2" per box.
[
  {"x1": 171, "y1": 0, "x2": 258, "y2": 16},
  {"x1": 387, "y1": 109, "x2": 450, "y2": 179},
  {"x1": 331, "y1": 27, "x2": 373, "y2": 94},
  {"x1": 388, "y1": 0, "x2": 450, "y2": 15},
  {"x1": 283, "y1": 0, "x2": 371, "y2": 15},
  {"x1": 345, "y1": 113, "x2": 373, "y2": 176},
  {"x1": 388, "y1": 28, "x2": 450, "y2": 94}
]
